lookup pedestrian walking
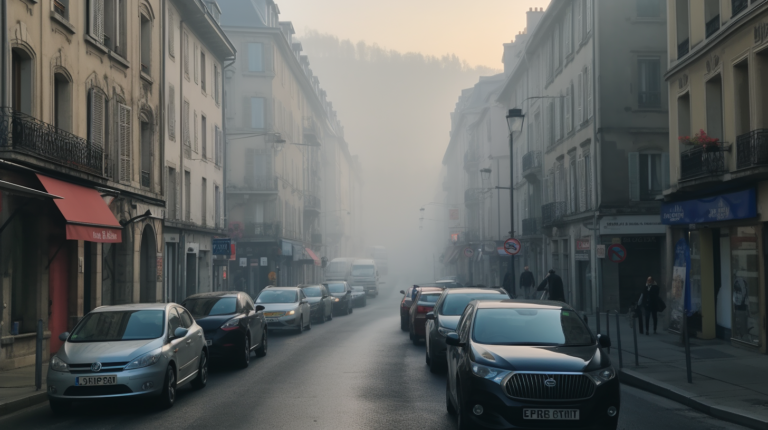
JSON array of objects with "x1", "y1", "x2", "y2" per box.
[
  {"x1": 641, "y1": 276, "x2": 660, "y2": 335},
  {"x1": 537, "y1": 269, "x2": 566, "y2": 303},
  {"x1": 519, "y1": 266, "x2": 536, "y2": 299}
]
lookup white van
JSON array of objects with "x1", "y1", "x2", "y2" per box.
[
  {"x1": 350, "y1": 259, "x2": 379, "y2": 296},
  {"x1": 324, "y1": 258, "x2": 355, "y2": 282}
]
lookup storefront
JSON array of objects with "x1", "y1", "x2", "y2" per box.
[{"x1": 661, "y1": 188, "x2": 763, "y2": 350}]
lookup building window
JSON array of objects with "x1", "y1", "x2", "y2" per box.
[
  {"x1": 168, "y1": 10, "x2": 175, "y2": 59},
  {"x1": 185, "y1": 170, "x2": 191, "y2": 221},
  {"x1": 201, "y1": 177, "x2": 207, "y2": 225},
  {"x1": 564, "y1": 7, "x2": 572, "y2": 56},
  {"x1": 53, "y1": 73, "x2": 72, "y2": 132},
  {"x1": 676, "y1": 0, "x2": 690, "y2": 58},
  {"x1": 629, "y1": 153, "x2": 669, "y2": 200},
  {"x1": 554, "y1": 25, "x2": 561, "y2": 70},
  {"x1": 88, "y1": 0, "x2": 105, "y2": 44},
  {"x1": 584, "y1": 153, "x2": 592, "y2": 210},
  {"x1": 734, "y1": 60, "x2": 751, "y2": 137},
  {"x1": 168, "y1": 85, "x2": 176, "y2": 140},
  {"x1": 586, "y1": 0, "x2": 593, "y2": 33},
  {"x1": 193, "y1": 111, "x2": 198, "y2": 152},
  {"x1": 732, "y1": 0, "x2": 748, "y2": 17},
  {"x1": 200, "y1": 51, "x2": 207, "y2": 93},
  {"x1": 248, "y1": 43, "x2": 263, "y2": 72},
  {"x1": 251, "y1": 97, "x2": 265, "y2": 129},
  {"x1": 201, "y1": 114, "x2": 207, "y2": 159},
  {"x1": 575, "y1": 0, "x2": 582, "y2": 46},
  {"x1": 705, "y1": 0, "x2": 721, "y2": 38},
  {"x1": 104, "y1": 0, "x2": 127, "y2": 57},
  {"x1": 183, "y1": 100, "x2": 190, "y2": 148},
  {"x1": 140, "y1": 118, "x2": 152, "y2": 188},
  {"x1": 578, "y1": 154, "x2": 586, "y2": 211},
  {"x1": 87, "y1": 88, "x2": 107, "y2": 150},
  {"x1": 706, "y1": 75, "x2": 724, "y2": 141},
  {"x1": 194, "y1": 43, "x2": 199, "y2": 84},
  {"x1": 140, "y1": 14, "x2": 151, "y2": 75},
  {"x1": 118, "y1": 103, "x2": 132, "y2": 184},
  {"x1": 11, "y1": 49, "x2": 33, "y2": 114},
  {"x1": 214, "y1": 64, "x2": 220, "y2": 103},
  {"x1": 54, "y1": 0, "x2": 69, "y2": 20},
  {"x1": 565, "y1": 85, "x2": 572, "y2": 133},
  {"x1": 214, "y1": 185, "x2": 221, "y2": 228},
  {"x1": 569, "y1": 158, "x2": 577, "y2": 213},
  {"x1": 215, "y1": 126, "x2": 222, "y2": 166},
  {"x1": 637, "y1": 0, "x2": 661, "y2": 18},
  {"x1": 585, "y1": 67, "x2": 593, "y2": 119},
  {"x1": 168, "y1": 167, "x2": 177, "y2": 220},
  {"x1": 183, "y1": 32, "x2": 190, "y2": 78},
  {"x1": 576, "y1": 72, "x2": 583, "y2": 125},
  {"x1": 638, "y1": 58, "x2": 661, "y2": 108}
]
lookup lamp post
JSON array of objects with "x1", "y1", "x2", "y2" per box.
[{"x1": 505, "y1": 109, "x2": 525, "y2": 296}]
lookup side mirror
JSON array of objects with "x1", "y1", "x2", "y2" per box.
[
  {"x1": 256, "y1": 305, "x2": 265, "y2": 312},
  {"x1": 399, "y1": 290, "x2": 405, "y2": 295},
  {"x1": 425, "y1": 312, "x2": 435, "y2": 320},
  {"x1": 445, "y1": 332, "x2": 463, "y2": 347},
  {"x1": 597, "y1": 334, "x2": 611, "y2": 349},
  {"x1": 301, "y1": 299, "x2": 308, "y2": 304},
  {"x1": 58, "y1": 332, "x2": 70, "y2": 342},
  {"x1": 174, "y1": 327, "x2": 189, "y2": 339}
]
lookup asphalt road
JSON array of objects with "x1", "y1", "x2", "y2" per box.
[{"x1": 0, "y1": 286, "x2": 749, "y2": 430}]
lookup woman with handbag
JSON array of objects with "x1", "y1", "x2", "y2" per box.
[{"x1": 642, "y1": 276, "x2": 660, "y2": 335}]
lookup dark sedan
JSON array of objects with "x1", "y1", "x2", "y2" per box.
[
  {"x1": 350, "y1": 286, "x2": 368, "y2": 308},
  {"x1": 299, "y1": 284, "x2": 334, "y2": 323},
  {"x1": 183, "y1": 292, "x2": 268, "y2": 368},
  {"x1": 446, "y1": 300, "x2": 619, "y2": 430},
  {"x1": 425, "y1": 287, "x2": 509, "y2": 373},
  {"x1": 408, "y1": 287, "x2": 443, "y2": 344},
  {"x1": 399, "y1": 286, "x2": 417, "y2": 331},
  {"x1": 324, "y1": 281, "x2": 353, "y2": 316}
]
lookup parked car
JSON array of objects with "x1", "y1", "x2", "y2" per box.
[
  {"x1": 255, "y1": 287, "x2": 312, "y2": 333},
  {"x1": 47, "y1": 303, "x2": 207, "y2": 412},
  {"x1": 350, "y1": 286, "x2": 368, "y2": 307},
  {"x1": 299, "y1": 284, "x2": 334, "y2": 323},
  {"x1": 445, "y1": 300, "x2": 618, "y2": 430},
  {"x1": 425, "y1": 288, "x2": 508, "y2": 373},
  {"x1": 182, "y1": 292, "x2": 267, "y2": 368},
  {"x1": 409, "y1": 287, "x2": 443, "y2": 344},
  {"x1": 399, "y1": 283, "x2": 441, "y2": 331},
  {"x1": 435, "y1": 279, "x2": 464, "y2": 288},
  {"x1": 324, "y1": 281, "x2": 354, "y2": 316}
]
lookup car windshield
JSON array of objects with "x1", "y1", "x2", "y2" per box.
[
  {"x1": 183, "y1": 297, "x2": 237, "y2": 317},
  {"x1": 327, "y1": 283, "x2": 346, "y2": 293},
  {"x1": 325, "y1": 262, "x2": 348, "y2": 276},
  {"x1": 352, "y1": 286, "x2": 365, "y2": 292},
  {"x1": 351, "y1": 265, "x2": 375, "y2": 276},
  {"x1": 302, "y1": 287, "x2": 323, "y2": 297},
  {"x1": 473, "y1": 309, "x2": 594, "y2": 346},
  {"x1": 440, "y1": 293, "x2": 505, "y2": 316},
  {"x1": 419, "y1": 293, "x2": 441, "y2": 304},
  {"x1": 69, "y1": 310, "x2": 165, "y2": 342},
  {"x1": 256, "y1": 290, "x2": 298, "y2": 304}
]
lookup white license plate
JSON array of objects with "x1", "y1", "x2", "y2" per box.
[
  {"x1": 206, "y1": 340, "x2": 212, "y2": 346},
  {"x1": 523, "y1": 409, "x2": 579, "y2": 420},
  {"x1": 76, "y1": 375, "x2": 117, "y2": 386},
  {"x1": 265, "y1": 318, "x2": 279, "y2": 323}
]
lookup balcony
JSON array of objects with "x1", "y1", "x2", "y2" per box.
[
  {"x1": 732, "y1": 0, "x2": 748, "y2": 17},
  {"x1": 0, "y1": 108, "x2": 104, "y2": 176},
  {"x1": 522, "y1": 217, "x2": 540, "y2": 236},
  {"x1": 464, "y1": 188, "x2": 483, "y2": 206},
  {"x1": 736, "y1": 129, "x2": 768, "y2": 170},
  {"x1": 541, "y1": 201, "x2": 566, "y2": 226},
  {"x1": 705, "y1": 15, "x2": 720, "y2": 38},
  {"x1": 243, "y1": 222, "x2": 282, "y2": 239},
  {"x1": 464, "y1": 150, "x2": 481, "y2": 171},
  {"x1": 680, "y1": 146, "x2": 727, "y2": 181},
  {"x1": 522, "y1": 150, "x2": 542, "y2": 181},
  {"x1": 303, "y1": 116, "x2": 320, "y2": 145},
  {"x1": 304, "y1": 193, "x2": 321, "y2": 212},
  {"x1": 677, "y1": 39, "x2": 689, "y2": 59},
  {"x1": 239, "y1": 174, "x2": 278, "y2": 193},
  {"x1": 638, "y1": 91, "x2": 661, "y2": 109}
]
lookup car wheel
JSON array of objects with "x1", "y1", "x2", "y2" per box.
[
  {"x1": 297, "y1": 316, "x2": 304, "y2": 334},
  {"x1": 237, "y1": 335, "x2": 251, "y2": 368},
  {"x1": 346, "y1": 303, "x2": 352, "y2": 315},
  {"x1": 456, "y1": 382, "x2": 473, "y2": 430},
  {"x1": 409, "y1": 328, "x2": 415, "y2": 341},
  {"x1": 306, "y1": 314, "x2": 312, "y2": 330},
  {"x1": 328, "y1": 309, "x2": 333, "y2": 321},
  {"x1": 255, "y1": 329, "x2": 268, "y2": 357},
  {"x1": 426, "y1": 346, "x2": 431, "y2": 365},
  {"x1": 191, "y1": 351, "x2": 208, "y2": 389},
  {"x1": 429, "y1": 349, "x2": 444, "y2": 374},
  {"x1": 400, "y1": 317, "x2": 408, "y2": 332},
  {"x1": 49, "y1": 398, "x2": 70, "y2": 414},
  {"x1": 412, "y1": 335, "x2": 421, "y2": 345},
  {"x1": 363, "y1": 298, "x2": 367, "y2": 307},
  {"x1": 446, "y1": 379, "x2": 457, "y2": 416},
  {"x1": 158, "y1": 365, "x2": 177, "y2": 409},
  {"x1": 318, "y1": 310, "x2": 326, "y2": 324}
]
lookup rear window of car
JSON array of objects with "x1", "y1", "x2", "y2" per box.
[
  {"x1": 440, "y1": 293, "x2": 506, "y2": 316},
  {"x1": 326, "y1": 283, "x2": 346, "y2": 293},
  {"x1": 183, "y1": 297, "x2": 237, "y2": 317},
  {"x1": 418, "y1": 293, "x2": 441, "y2": 304}
]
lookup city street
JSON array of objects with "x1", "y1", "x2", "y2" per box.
[{"x1": 0, "y1": 288, "x2": 748, "y2": 430}]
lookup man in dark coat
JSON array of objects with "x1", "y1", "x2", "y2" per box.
[
  {"x1": 641, "y1": 276, "x2": 660, "y2": 335},
  {"x1": 519, "y1": 266, "x2": 536, "y2": 299},
  {"x1": 537, "y1": 270, "x2": 566, "y2": 302}
]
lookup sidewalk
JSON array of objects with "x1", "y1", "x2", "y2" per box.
[
  {"x1": 0, "y1": 364, "x2": 48, "y2": 417},
  {"x1": 588, "y1": 312, "x2": 768, "y2": 430}
]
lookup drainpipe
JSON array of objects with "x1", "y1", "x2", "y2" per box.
[
  {"x1": 591, "y1": 1, "x2": 602, "y2": 313},
  {"x1": 2, "y1": 0, "x2": 6, "y2": 107},
  {"x1": 179, "y1": 18, "x2": 185, "y2": 301},
  {"x1": 161, "y1": 0, "x2": 167, "y2": 301},
  {"x1": 222, "y1": 57, "x2": 235, "y2": 290}
]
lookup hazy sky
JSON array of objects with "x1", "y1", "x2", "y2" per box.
[{"x1": 279, "y1": 0, "x2": 552, "y2": 69}]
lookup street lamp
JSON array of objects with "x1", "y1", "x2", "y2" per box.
[
  {"x1": 480, "y1": 168, "x2": 492, "y2": 184},
  {"x1": 505, "y1": 108, "x2": 525, "y2": 296}
]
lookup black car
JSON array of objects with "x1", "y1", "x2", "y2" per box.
[
  {"x1": 324, "y1": 281, "x2": 353, "y2": 316},
  {"x1": 446, "y1": 300, "x2": 618, "y2": 430},
  {"x1": 299, "y1": 284, "x2": 334, "y2": 323},
  {"x1": 350, "y1": 286, "x2": 368, "y2": 308},
  {"x1": 183, "y1": 292, "x2": 268, "y2": 368}
]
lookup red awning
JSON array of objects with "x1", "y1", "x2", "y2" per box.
[
  {"x1": 305, "y1": 248, "x2": 321, "y2": 267},
  {"x1": 36, "y1": 174, "x2": 122, "y2": 243}
]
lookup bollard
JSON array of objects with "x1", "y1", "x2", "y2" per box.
[
  {"x1": 605, "y1": 311, "x2": 611, "y2": 353},
  {"x1": 632, "y1": 312, "x2": 639, "y2": 366},
  {"x1": 615, "y1": 312, "x2": 623, "y2": 369},
  {"x1": 683, "y1": 315, "x2": 692, "y2": 383},
  {"x1": 596, "y1": 306, "x2": 601, "y2": 335},
  {"x1": 35, "y1": 319, "x2": 43, "y2": 391}
]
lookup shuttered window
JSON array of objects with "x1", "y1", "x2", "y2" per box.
[
  {"x1": 578, "y1": 155, "x2": 586, "y2": 211},
  {"x1": 183, "y1": 32, "x2": 190, "y2": 78},
  {"x1": 586, "y1": 0, "x2": 593, "y2": 33},
  {"x1": 565, "y1": 86, "x2": 572, "y2": 133},
  {"x1": 168, "y1": 85, "x2": 176, "y2": 140},
  {"x1": 201, "y1": 115, "x2": 207, "y2": 159},
  {"x1": 576, "y1": 73, "x2": 583, "y2": 125},
  {"x1": 201, "y1": 178, "x2": 207, "y2": 226},
  {"x1": 586, "y1": 67, "x2": 593, "y2": 119},
  {"x1": 194, "y1": 43, "x2": 199, "y2": 84},
  {"x1": 183, "y1": 100, "x2": 190, "y2": 147},
  {"x1": 569, "y1": 158, "x2": 577, "y2": 213},
  {"x1": 167, "y1": 167, "x2": 177, "y2": 220},
  {"x1": 193, "y1": 111, "x2": 198, "y2": 153},
  {"x1": 88, "y1": 88, "x2": 106, "y2": 148},
  {"x1": 215, "y1": 126, "x2": 222, "y2": 166},
  {"x1": 575, "y1": 0, "x2": 582, "y2": 46},
  {"x1": 564, "y1": 7, "x2": 572, "y2": 56},
  {"x1": 184, "y1": 171, "x2": 191, "y2": 221},
  {"x1": 89, "y1": 0, "x2": 105, "y2": 44},
  {"x1": 168, "y1": 10, "x2": 175, "y2": 58},
  {"x1": 118, "y1": 103, "x2": 132, "y2": 183}
]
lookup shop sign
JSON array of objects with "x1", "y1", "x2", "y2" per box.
[
  {"x1": 661, "y1": 189, "x2": 756, "y2": 225},
  {"x1": 261, "y1": 257, "x2": 268, "y2": 266},
  {"x1": 596, "y1": 245, "x2": 606, "y2": 259},
  {"x1": 575, "y1": 238, "x2": 590, "y2": 261},
  {"x1": 668, "y1": 238, "x2": 692, "y2": 333},
  {"x1": 212, "y1": 238, "x2": 232, "y2": 255},
  {"x1": 600, "y1": 215, "x2": 665, "y2": 235}
]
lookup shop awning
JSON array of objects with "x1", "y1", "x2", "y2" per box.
[
  {"x1": 0, "y1": 179, "x2": 63, "y2": 200},
  {"x1": 305, "y1": 248, "x2": 321, "y2": 267},
  {"x1": 36, "y1": 174, "x2": 122, "y2": 243}
]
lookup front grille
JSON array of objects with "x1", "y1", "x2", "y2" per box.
[
  {"x1": 505, "y1": 373, "x2": 595, "y2": 401},
  {"x1": 64, "y1": 385, "x2": 133, "y2": 396},
  {"x1": 69, "y1": 362, "x2": 130, "y2": 374}
]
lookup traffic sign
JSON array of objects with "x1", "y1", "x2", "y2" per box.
[
  {"x1": 597, "y1": 244, "x2": 606, "y2": 259},
  {"x1": 463, "y1": 248, "x2": 474, "y2": 258},
  {"x1": 606, "y1": 244, "x2": 627, "y2": 263},
  {"x1": 504, "y1": 238, "x2": 522, "y2": 255}
]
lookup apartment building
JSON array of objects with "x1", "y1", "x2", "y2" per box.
[
  {"x1": 498, "y1": 0, "x2": 669, "y2": 313},
  {"x1": 0, "y1": 0, "x2": 163, "y2": 369},
  {"x1": 663, "y1": 0, "x2": 768, "y2": 351}
]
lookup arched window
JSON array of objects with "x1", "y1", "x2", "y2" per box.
[
  {"x1": 53, "y1": 72, "x2": 72, "y2": 132},
  {"x1": 140, "y1": 112, "x2": 153, "y2": 189},
  {"x1": 11, "y1": 48, "x2": 33, "y2": 114}
]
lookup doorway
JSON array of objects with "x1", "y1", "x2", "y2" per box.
[
  {"x1": 48, "y1": 238, "x2": 69, "y2": 354},
  {"x1": 186, "y1": 253, "x2": 198, "y2": 299},
  {"x1": 139, "y1": 225, "x2": 157, "y2": 303}
]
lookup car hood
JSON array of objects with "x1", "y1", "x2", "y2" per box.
[
  {"x1": 351, "y1": 292, "x2": 366, "y2": 297},
  {"x1": 330, "y1": 292, "x2": 348, "y2": 299},
  {"x1": 193, "y1": 314, "x2": 237, "y2": 331},
  {"x1": 59, "y1": 338, "x2": 164, "y2": 363},
  {"x1": 471, "y1": 344, "x2": 606, "y2": 372},
  {"x1": 258, "y1": 303, "x2": 300, "y2": 312},
  {"x1": 306, "y1": 297, "x2": 323, "y2": 304},
  {"x1": 438, "y1": 315, "x2": 461, "y2": 331}
]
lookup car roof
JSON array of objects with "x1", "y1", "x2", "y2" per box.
[
  {"x1": 353, "y1": 259, "x2": 375, "y2": 265},
  {"x1": 263, "y1": 286, "x2": 300, "y2": 291},
  {"x1": 185, "y1": 291, "x2": 240, "y2": 299},
  {"x1": 416, "y1": 287, "x2": 443, "y2": 293},
  {"x1": 473, "y1": 299, "x2": 572, "y2": 310},
  {"x1": 92, "y1": 303, "x2": 170, "y2": 312},
  {"x1": 445, "y1": 288, "x2": 507, "y2": 295},
  {"x1": 298, "y1": 284, "x2": 322, "y2": 288}
]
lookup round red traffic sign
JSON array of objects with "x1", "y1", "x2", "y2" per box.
[
  {"x1": 606, "y1": 244, "x2": 627, "y2": 263},
  {"x1": 504, "y1": 238, "x2": 522, "y2": 256},
  {"x1": 463, "y1": 248, "x2": 474, "y2": 257}
]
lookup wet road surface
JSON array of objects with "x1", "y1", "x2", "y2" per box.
[{"x1": 0, "y1": 287, "x2": 748, "y2": 430}]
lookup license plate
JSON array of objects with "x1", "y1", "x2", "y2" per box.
[
  {"x1": 76, "y1": 375, "x2": 117, "y2": 386},
  {"x1": 265, "y1": 318, "x2": 279, "y2": 323},
  {"x1": 523, "y1": 409, "x2": 579, "y2": 420},
  {"x1": 206, "y1": 340, "x2": 212, "y2": 346},
  {"x1": 264, "y1": 312, "x2": 283, "y2": 317}
]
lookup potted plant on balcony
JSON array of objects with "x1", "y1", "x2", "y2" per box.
[{"x1": 678, "y1": 129, "x2": 721, "y2": 152}]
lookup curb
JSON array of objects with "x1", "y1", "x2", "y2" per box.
[
  {"x1": 0, "y1": 392, "x2": 48, "y2": 418},
  {"x1": 620, "y1": 369, "x2": 768, "y2": 430}
]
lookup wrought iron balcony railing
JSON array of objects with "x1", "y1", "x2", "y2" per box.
[
  {"x1": 522, "y1": 218, "x2": 540, "y2": 236},
  {"x1": 0, "y1": 108, "x2": 104, "y2": 176},
  {"x1": 638, "y1": 91, "x2": 661, "y2": 109},
  {"x1": 304, "y1": 194, "x2": 321, "y2": 211},
  {"x1": 677, "y1": 39, "x2": 689, "y2": 59},
  {"x1": 244, "y1": 222, "x2": 282, "y2": 239},
  {"x1": 541, "y1": 201, "x2": 566, "y2": 226},
  {"x1": 732, "y1": 0, "x2": 748, "y2": 17},
  {"x1": 522, "y1": 150, "x2": 541, "y2": 177},
  {"x1": 680, "y1": 145, "x2": 727, "y2": 181},
  {"x1": 705, "y1": 15, "x2": 721, "y2": 38},
  {"x1": 243, "y1": 174, "x2": 279, "y2": 192},
  {"x1": 736, "y1": 129, "x2": 768, "y2": 170},
  {"x1": 464, "y1": 188, "x2": 483, "y2": 205}
]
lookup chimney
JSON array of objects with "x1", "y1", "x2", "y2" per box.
[{"x1": 527, "y1": 7, "x2": 545, "y2": 34}]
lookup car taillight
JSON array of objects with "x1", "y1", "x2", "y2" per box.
[{"x1": 417, "y1": 305, "x2": 432, "y2": 314}]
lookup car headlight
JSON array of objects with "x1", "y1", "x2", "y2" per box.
[
  {"x1": 50, "y1": 355, "x2": 69, "y2": 372},
  {"x1": 333, "y1": 298, "x2": 340, "y2": 302},
  {"x1": 124, "y1": 348, "x2": 163, "y2": 370},
  {"x1": 221, "y1": 318, "x2": 240, "y2": 330},
  {"x1": 471, "y1": 362, "x2": 511, "y2": 384},
  {"x1": 587, "y1": 367, "x2": 616, "y2": 386},
  {"x1": 437, "y1": 327, "x2": 453, "y2": 336},
  {"x1": 286, "y1": 310, "x2": 295, "y2": 316}
]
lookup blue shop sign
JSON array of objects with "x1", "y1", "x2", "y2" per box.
[
  {"x1": 212, "y1": 238, "x2": 231, "y2": 256},
  {"x1": 661, "y1": 189, "x2": 757, "y2": 225}
]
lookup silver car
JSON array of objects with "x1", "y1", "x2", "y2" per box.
[
  {"x1": 256, "y1": 287, "x2": 312, "y2": 333},
  {"x1": 47, "y1": 303, "x2": 208, "y2": 412}
]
